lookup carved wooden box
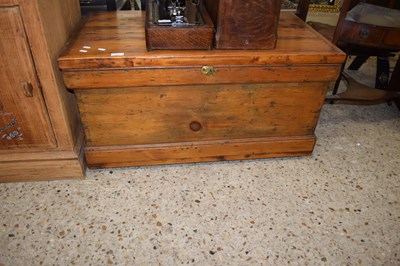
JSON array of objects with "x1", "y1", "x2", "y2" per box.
[{"x1": 204, "y1": 0, "x2": 282, "y2": 49}]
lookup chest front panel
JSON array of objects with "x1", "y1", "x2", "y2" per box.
[{"x1": 77, "y1": 82, "x2": 327, "y2": 147}]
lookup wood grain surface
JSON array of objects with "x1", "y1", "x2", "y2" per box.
[
  {"x1": 204, "y1": 0, "x2": 281, "y2": 49},
  {"x1": 0, "y1": 0, "x2": 85, "y2": 182},
  {"x1": 62, "y1": 65, "x2": 341, "y2": 89},
  {"x1": 0, "y1": 0, "x2": 17, "y2": 5},
  {"x1": 0, "y1": 156, "x2": 85, "y2": 182},
  {"x1": 85, "y1": 136, "x2": 315, "y2": 169},
  {"x1": 76, "y1": 82, "x2": 327, "y2": 146},
  {"x1": 58, "y1": 11, "x2": 345, "y2": 70},
  {"x1": 0, "y1": 7, "x2": 55, "y2": 148}
]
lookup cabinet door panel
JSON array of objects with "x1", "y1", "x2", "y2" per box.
[{"x1": 0, "y1": 7, "x2": 55, "y2": 148}]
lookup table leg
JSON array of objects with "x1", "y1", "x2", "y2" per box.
[
  {"x1": 326, "y1": 56, "x2": 400, "y2": 104},
  {"x1": 387, "y1": 56, "x2": 400, "y2": 109}
]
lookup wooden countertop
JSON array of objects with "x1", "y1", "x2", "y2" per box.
[{"x1": 58, "y1": 10, "x2": 345, "y2": 70}]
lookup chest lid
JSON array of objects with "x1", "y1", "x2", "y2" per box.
[{"x1": 58, "y1": 11, "x2": 345, "y2": 70}]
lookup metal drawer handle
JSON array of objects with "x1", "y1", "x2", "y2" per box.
[
  {"x1": 359, "y1": 28, "x2": 369, "y2": 39},
  {"x1": 201, "y1": 66, "x2": 216, "y2": 77}
]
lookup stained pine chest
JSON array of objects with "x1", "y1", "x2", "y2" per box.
[{"x1": 58, "y1": 11, "x2": 345, "y2": 169}]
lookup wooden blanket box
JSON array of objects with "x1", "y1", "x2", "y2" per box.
[{"x1": 58, "y1": 11, "x2": 345, "y2": 169}]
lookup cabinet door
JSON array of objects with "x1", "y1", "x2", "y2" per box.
[{"x1": 0, "y1": 7, "x2": 56, "y2": 149}]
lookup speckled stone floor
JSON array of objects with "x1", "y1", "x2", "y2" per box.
[
  {"x1": 1, "y1": 102, "x2": 399, "y2": 266},
  {"x1": 1, "y1": 26, "x2": 400, "y2": 266}
]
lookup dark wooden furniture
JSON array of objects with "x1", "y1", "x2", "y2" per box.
[
  {"x1": 106, "y1": 0, "x2": 131, "y2": 10},
  {"x1": 145, "y1": 0, "x2": 214, "y2": 50},
  {"x1": 204, "y1": 0, "x2": 282, "y2": 49},
  {"x1": 80, "y1": 0, "x2": 131, "y2": 11},
  {"x1": 58, "y1": 11, "x2": 345, "y2": 169},
  {"x1": 0, "y1": 0, "x2": 85, "y2": 182},
  {"x1": 297, "y1": 0, "x2": 400, "y2": 104}
]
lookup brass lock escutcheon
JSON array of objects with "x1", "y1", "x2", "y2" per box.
[{"x1": 201, "y1": 66, "x2": 216, "y2": 77}]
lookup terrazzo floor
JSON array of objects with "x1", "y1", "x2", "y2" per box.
[
  {"x1": 1, "y1": 102, "x2": 399, "y2": 266},
  {"x1": 1, "y1": 49, "x2": 400, "y2": 266}
]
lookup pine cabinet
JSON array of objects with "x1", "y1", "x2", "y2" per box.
[
  {"x1": 0, "y1": 7, "x2": 55, "y2": 148},
  {"x1": 0, "y1": 0, "x2": 85, "y2": 182}
]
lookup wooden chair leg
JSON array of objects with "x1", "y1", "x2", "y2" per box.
[
  {"x1": 348, "y1": 55, "x2": 369, "y2": 70},
  {"x1": 332, "y1": 61, "x2": 346, "y2": 96},
  {"x1": 376, "y1": 56, "x2": 390, "y2": 89},
  {"x1": 121, "y1": 0, "x2": 132, "y2": 10},
  {"x1": 387, "y1": 56, "x2": 400, "y2": 109},
  {"x1": 106, "y1": 0, "x2": 117, "y2": 11},
  {"x1": 326, "y1": 71, "x2": 400, "y2": 103}
]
